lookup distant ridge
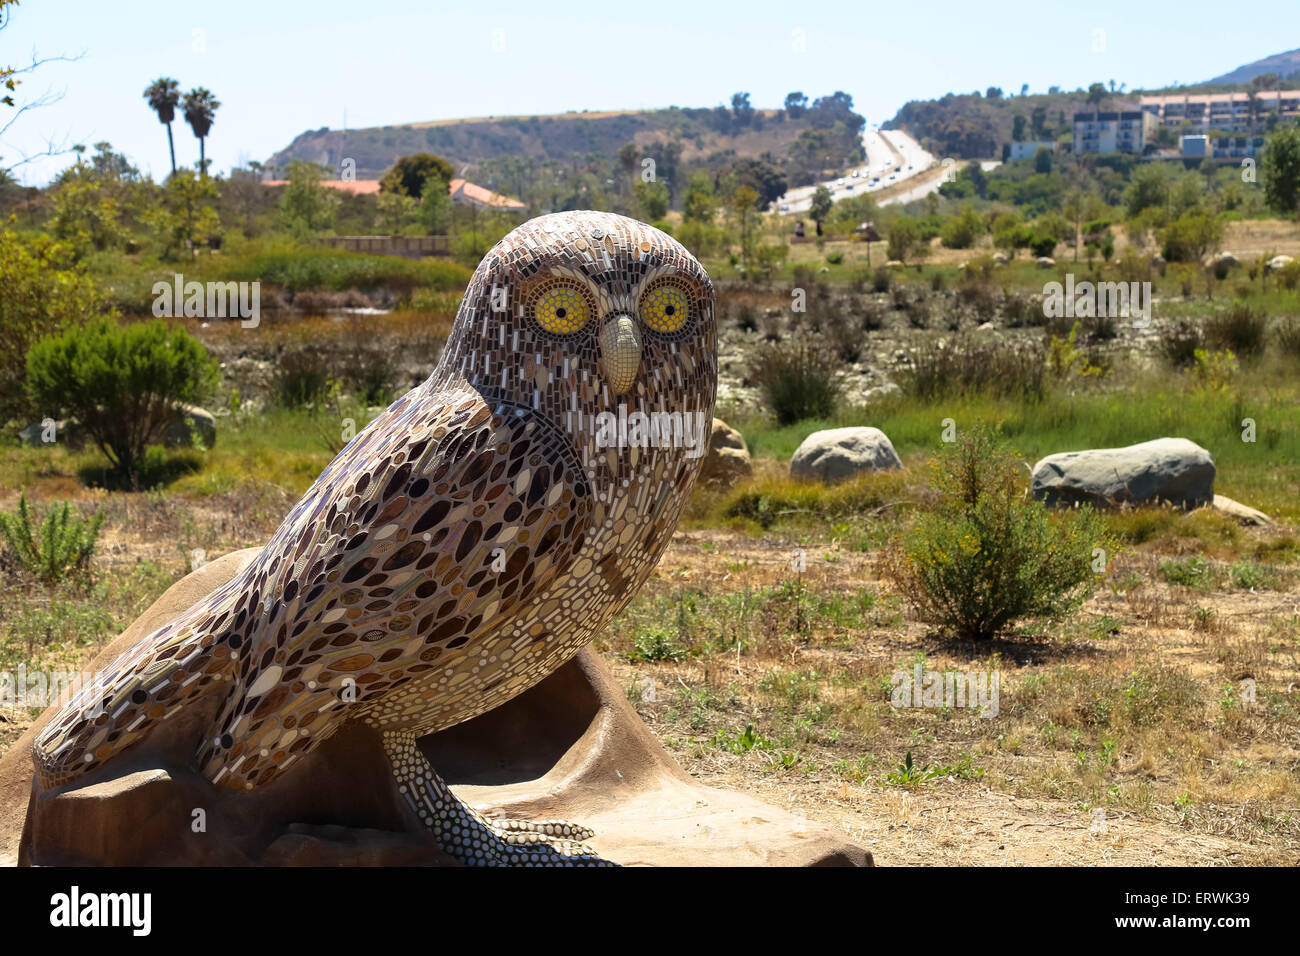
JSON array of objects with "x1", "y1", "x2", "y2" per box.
[{"x1": 1205, "y1": 48, "x2": 1300, "y2": 85}]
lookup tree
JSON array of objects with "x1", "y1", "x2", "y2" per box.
[
  {"x1": 153, "y1": 169, "x2": 221, "y2": 258},
  {"x1": 729, "y1": 156, "x2": 787, "y2": 209},
  {"x1": 380, "y1": 153, "x2": 454, "y2": 199},
  {"x1": 1261, "y1": 125, "x2": 1300, "y2": 218},
  {"x1": 730, "y1": 92, "x2": 753, "y2": 125},
  {"x1": 726, "y1": 185, "x2": 760, "y2": 270},
  {"x1": 986, "y1": 87, "x2": 1003, "y2": 100},
  {"x1": 1034, "y1": 146, "x2": 1053, "y2": 174},
  {"x1": 417, "y1": 172, "x2": 452, "y2": 234},
  {"x1": 887, "y1": 216, "x2": 920, "y2": 262},
  {"x1": 181, "y1": 87, "x2": 220, "y2": 175},
  {"x1": 634, "y1": 179, "x2": 669, "y2": 220},
  {"x1": 1160, "y1": 209, "x2": 1224, "y2": 262},
  {"x1": 809, "y1": 185, "x2": 833, "y2": 229},
  {"x1": 0, "y1": 230, "x2": 106, "y2": 423},
  {"x1": 26, "y1": 318, "x2": 219, "y2": 480},
  {"x1": 1125, "y1": 163, "x2": 1169, "y2": 218},
  {"x1": 1087, "y1": 83, "x2": 1107, "y2": 108},
  {"x1": 784, "y1": 91, "x2": 808, "y2": 118},
  {"x1": 682, "y1": 170, "x2": 715, "y2": 223},
  {"x1": 280, "y1": 159, "x2": 340, "y2": 237},
  {"x1": 1012, "y1": 114, "x2": 1027, "y2": 141},
  {"x1": 1020, "y1": 83, "x2": 1029, "y2": 97},
  {"x1": 143, "y1": 78, "x2": 180, "y2": 177}
]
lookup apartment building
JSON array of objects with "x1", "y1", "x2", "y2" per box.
[
  {"x1": 1008, "y1": 140, "x2": 1056, "y2": 161},
  {"x1": 1072, "y1": 110, "x2": 1158, "y2": 155},
  {"x1": 1141, "y1": 89, "x2": 1300, "y2": 141}
]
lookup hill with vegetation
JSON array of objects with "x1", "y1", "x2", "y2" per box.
[
  {"x1": 885, "y1": 86, "x2": 1140, "y2": 160},
  {"x1": 267, "y1": 94, "x2": 866, "y2": 187}
]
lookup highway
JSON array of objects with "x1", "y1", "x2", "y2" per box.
[{"x1": 771, "y1": 126, "x2": 937, "y2": 215}]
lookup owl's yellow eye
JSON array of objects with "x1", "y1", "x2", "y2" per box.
[
  {"x1": 640, "y1": 284, "x2": 690, "y2": 334},
  {"x1": 533, "y1": 284, "x2": 591, "y2": 335}
]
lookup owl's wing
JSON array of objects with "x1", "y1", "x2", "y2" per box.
[{"x1": 197, "y1": 386, "x2": 594, "y2": 790}]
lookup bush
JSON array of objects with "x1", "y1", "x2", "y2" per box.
[
  {"x1": 825, "y1": 250, "x2": 844, "y2": 265},
  {"x1": 870, "y1": 266, "x2": 892, "y2": 293},
  {"x1": 1157, "y1": 319, "x2": 1205, "y2": 368},
  {"x1": 0, "y1": 493, "x2": 105, "y2": 584},
  {"x1": 1275, "y1": 317, "x2": 1300, "y2": 358},
  {"x1": 882, "y1": 426, "x2": 1110, "y2": 641},
  {"x1": 749, "y1": 342, "x2": 841, "y2": 426},
  {"x1": 275, "y1": 342, "x2": 334, "y2": 406},
  {"x1": 900, "y1": 338, "x2": 1045, "y2": 401},
  {"x1": 26, "y1": 318, "x2": 219, "y2": 480},
  {"x1": 1206, "y1": 301, "x2": 1267, "y2": 357}
]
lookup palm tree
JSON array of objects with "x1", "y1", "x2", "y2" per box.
[
  {"x1": 181, "y1": 87, "x2": 221, "y2": 176},
  {"x1": 143, "y1": 78, "x2": 180, "y2": 176}
]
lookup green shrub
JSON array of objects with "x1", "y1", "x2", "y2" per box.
[
  {"x1": 0, "y1": 493, "x2": 105, "y2": 584},
  {"x1": 749, "y1": 342, "x2": 841, "y2": 426},
  {"x1": 25, "y1": 317, "x2": 219, "y2": 479},
  {"x1": 1276, "y1": 317, "x2": 1300, "y2": 358},
  {"x1": 883, "y1": 426, "x2": 1111, "y2": 641},
  {"x1": 825, "y1": 250, "x2": 844, "y2": 265}
]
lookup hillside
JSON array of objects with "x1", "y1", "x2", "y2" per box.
[
  {"x1": 267, "y1": 101, "x2": 864, "y2": 182},
  {"x1": 885, "y1": 89, "x2": 1136, "y2": 160},
  {"x1": 1206, "y1": 48, "x2": 1300, "y2": 85}
]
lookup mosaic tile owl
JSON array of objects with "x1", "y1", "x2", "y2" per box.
[{"x1": 31, "y1": 210, "x2": 718, "y2": 865}]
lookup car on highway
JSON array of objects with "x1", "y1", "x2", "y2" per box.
[
  {"x1": 836, "y1": 178, "x2": 844, "y2": 186},
  {"x1": 850, "y1": 170, "x2": 858, "y2": 178},
  {"x1": 845, "y1": 184, "x2": 854, "y2": 190}
]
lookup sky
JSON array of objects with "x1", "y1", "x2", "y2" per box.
[{"x1": 3, "y1": 0, "x2": 1299, "y2": 185}]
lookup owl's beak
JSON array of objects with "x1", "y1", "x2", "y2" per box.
[{"x1": 599, "y1": 314, "x2": 641, "y2": 395}]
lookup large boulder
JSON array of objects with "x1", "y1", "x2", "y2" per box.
[
  {"x1": 1031, "y1": 438, "x2": 1215, "y2": 509},
  {"x1": 1266, "y1": 254, "x2": 1295, "y2": 273},
  {"x1": 698, "y1": 419, "x2": 753, "y2": 488},
  {"x1": 790, "y1": 426, "x2": 902, "y2": 483}
]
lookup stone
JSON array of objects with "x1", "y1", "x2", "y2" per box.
[
  {"x1": 1266, "y1": 254, "x2": 1294, "y2": 273},
  {"x1": 1036, "y1": 256, "x2": 1056, "y2": 268},
  {"x1": 0, "y1": 548, "x2": 872, "y2": 867},
  {"x1": 992, "y1": 252, "x2": 1009, "y2": 265},
  {"x1": 790, "y1": 426, "x2": 902, "y2": 483},
  {"x1": 1031, "y1": 437, "x2": 1215, "y2": 509},
  {"x1": 1209, "y1": 494, "x2": 1271, "y2": 526},
  {"x1": 161, "y1": 404, "x2": 217, "y2": 449},
  {"x1": 698, "y1": 418, "x2": 752, "y2": 488},
  {"x1": 1209, "y1": 252, "x2": 1239, "y2": 269}
]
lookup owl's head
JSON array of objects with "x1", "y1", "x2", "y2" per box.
[{"x1": 434, "y1": 210, "x2": 717, "y2": 467}]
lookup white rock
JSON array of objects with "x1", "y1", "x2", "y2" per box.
[
  {"x1": 790, "y1": 426, "x2": 902, "y2": 483},
  {"x1": 1031, "y1": 437, "x2": 1214, "y2": 509}
]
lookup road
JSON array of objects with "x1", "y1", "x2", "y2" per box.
[{"x1": 771, "y1": 126, "x2": 937, "y2": 216}]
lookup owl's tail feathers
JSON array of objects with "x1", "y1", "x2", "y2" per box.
[{"x1": 30, "y1": 616, "x2": 239, "y2": 792}]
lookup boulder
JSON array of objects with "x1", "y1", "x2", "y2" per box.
[
  {"x1": 698, "y1": 418, "x2": 753, "y2": 488},
  {"x1": 790, "y1": 426, "x2": 902, "y2": 483},
  {"x1": 162, "y1": 404, "x2": 217, "y2": 449},
  {"x1": 992, "y1": 252, "x2": 1009, "y2": 265},
  {"x1": 1031, "y1": 437, "x2": 1215, "y2": 509},
  {"x1": 1266, "y1": 254, "x2": 1294, "y2": 273},
  {"x1": 1036, "y1": 256, "x2": 1056, "y2": 268},
  {"x1": 1209, "y1": 252, "x2": 1239, "y2": 270}
]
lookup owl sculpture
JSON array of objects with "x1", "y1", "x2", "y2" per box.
[{"x1": 32, "y1": 210, "x2": 717, "y2": 866}]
